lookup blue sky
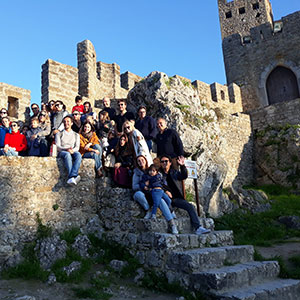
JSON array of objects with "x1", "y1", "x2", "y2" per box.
[{"x1": 0, "y1": 0, "x2": 299, "y2": 104}]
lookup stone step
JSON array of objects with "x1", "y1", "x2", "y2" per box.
[
  {"x1": 213, "y1": 279, "x2": 300, "y2": 300},
  {"x1": 191, "y1": 261, "x2": 280, "y2": 293},
  {"x1": 137, "y1": 230, "x2": 234, "y2": 251},
  {"x1": 134, "y1": 217, "x2": 215, "y2": 234},
  {"x1": 166, "y1": 245, "x2": 254, "y2": 273}
]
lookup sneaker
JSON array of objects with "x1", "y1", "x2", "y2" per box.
[
  {"x1": 67, "y1": 177, "x2": 76, "y2": 185},
  {"x1": 144, "y1": 210, "x2": 152, "y2": 219},
  {"x1": 171, "y1": 225, "x2": 178, "y2": 234},
  {"x1": 171, "y1": 211, "x2": 177, "y2": 219},
  {"x1": 150, "y1": 214, "x2": 156, "y2": 220},
  {"x1": 74, "y1": 175, "x2": 81, "y2": 184},
  {"x1": 195, "y1": 226, "x2": 211, "y2": 235}
]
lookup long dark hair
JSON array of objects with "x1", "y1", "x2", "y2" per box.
[{"x1": 115, "y1": 134, "x2": 132, "y2": 157}]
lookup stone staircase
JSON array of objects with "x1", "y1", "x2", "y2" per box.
[{"x1": 97, "y1": 186, "x2": 300, "y2": 299}]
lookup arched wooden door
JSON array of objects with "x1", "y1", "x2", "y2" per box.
[{"x1": 266, "y1": 66, "x2": 300, "y2": 105}]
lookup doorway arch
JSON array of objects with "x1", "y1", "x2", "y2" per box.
[{"x1": 266, "y1": 66, "x2": 300, "y2": 105}]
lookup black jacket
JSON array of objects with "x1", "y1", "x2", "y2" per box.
[
  {"x1": 161, "y1": 165, "x2": 188, "y2": 199},
  {"x1": 156, "y1": 128, "x2": 184, "y2": 158}
]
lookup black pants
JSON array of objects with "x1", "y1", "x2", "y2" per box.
[{"x1": 172, "y1": 198, "x2": 200, "y2": 230}]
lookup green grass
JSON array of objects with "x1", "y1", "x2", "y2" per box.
[
  {"x1": 1, "y1": 242, "x2": 49, "y2": 281},
  {"x1": 214, "y1": 185, "x2": 300, "y2": 246},
  {"x1": 141, "y1": 270, "x2": 209, "y2": 300},
  {"x1": 60, "y1": 227, "x2": 81, "y2": 244}
]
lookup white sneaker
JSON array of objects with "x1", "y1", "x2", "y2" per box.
[
  {"x1": 74, "y1": 175, "x2": 81, "y2": 184},
  {"x1": 171, "y1": 225, "x2": 178, "y2": 234},
  {"x1": 67, "y1": 177, "x2": 76, "y2": 185},
  {"x1": 150, "y1": 214, "x2": 156, "y2": 220},
  {"x1": 144, "y1": 210, "x2": 152, "y2": 219},
  {"x1": 195, "y1": 226, "x2": 211, "y2": 235},
  {"x1": 171, "y1": 211, "x2": 177, "y2": 219}
]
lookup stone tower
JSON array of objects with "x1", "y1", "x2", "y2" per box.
[
  {"x1": 218, "y1": 0, "x2": 273, "y2": 40},
  {"x1": 218, "y1": 0, "x2": 300, "y2": 112}
]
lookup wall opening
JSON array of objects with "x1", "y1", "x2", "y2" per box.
[
  {"x1": 221, "y1": 90, "x2": 225, "y2": 100},
  {"x1": 266, "y1": 66, "x2": 300, "y2": 105},
  {"x1": 225, "y1": 11, "x2": 232, "y2": 19},
  {"x1": 239, "y1": 7, "x2": 246, "y2": 15},
  {"x1": 7, "y1": 97, "x2": 19, "y2": 118}
]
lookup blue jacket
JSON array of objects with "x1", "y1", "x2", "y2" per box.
[
  {"x1": 0, "y1": 126, "x2": 10, "y2": 148},
  {"x1": 140, "y1": 172, "x2": 166, "y2": 191}
]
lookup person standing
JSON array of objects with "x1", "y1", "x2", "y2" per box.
[
  {"x1": 160, "y1": 155, "x2": 211, "y2": 235},
  {"x1": 156, "y1": 117, "x2": 184, "y2": 160},
  {"x1": 55, "y1": 116, "x2": 82, "y2": 185},
  {"x1": 100, "y1": 97, "x2": 116, "y2": 121},
  {"x1": 135, "y1": 106, "x2": 157, "y2": 151},
  {"x1": 30, "y1": 103, "x2": 40, "y2": 119},
  {"x1": 114, "y1": 100, "x2": 135, "y2": 136}
]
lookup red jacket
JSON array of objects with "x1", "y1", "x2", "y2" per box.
[
  {"x1": 4, "y1": 131, "x2": 27, "y2": 152},
  {"x1": 72, "y1": 104, "x2": 84, "y2": 113}
]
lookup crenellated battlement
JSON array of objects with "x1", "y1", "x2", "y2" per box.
[{"x1": 192, "y1": 80, "x2": 242, "y2": 114}]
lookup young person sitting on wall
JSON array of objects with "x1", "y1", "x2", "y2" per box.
[
  {"x1": 113, "y1": 134, "x2": 134, "y2": 188},
  {"x1": 79, "y1": 121, "x2": 103, "y2": 178},
  {"x1": 55, "y1": 116, "x2": 82, "y2": 185},
  {"x1": 72, "y1": 95, "x2": 84, "y2": 114},
  {"x1": 0, "y1": 121, "x2": 27, "y2": 156},
  {"x1": 159, "y1": 155, "x2": 211, "y2": 235},
  {"x1": 132, "y1": 155, "x2": 178, "y2": 234},
  {"x1": 52, "y1": 100, "x2": 69, "y2": 136},
  {"x1": 37, "y1": 111, "x2": 51, "y2": 156},
  {"x1": 122, "y1": 120, "x2": 153, "y2": 166},
  {"x1": 26, "y1": 117, "x2": 44, "y2": 156},
  {"x1": 0, "y1": 116, "x2": 11, "y2": 150}
]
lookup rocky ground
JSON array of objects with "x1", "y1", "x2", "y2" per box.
[{"x1": 0, "y1": 278, "x2": 180, "y2": 300}]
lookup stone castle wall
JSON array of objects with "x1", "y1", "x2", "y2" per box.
[
  {"x1": 250, "y1": 98, "x2": 300, "y2": 131},
  {"x1": 41, "y1": 59, "x2": 78, "y2": 112},
  {"x1": 219, "y1": 113, "x2": 253, "y2": 187},
  {"x1": 0, "y1": 82, "x2": 31, "y2": 122},
  {"x1": 0, "y1": 157, "x2": 97, "y2": 266},
  {"x1": 222, "y1": 11, "x2": 300, "y2": 112}
]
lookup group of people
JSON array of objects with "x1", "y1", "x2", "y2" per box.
[{"x1": 0, "y1": 96, "x2": 211, "y2": 235}]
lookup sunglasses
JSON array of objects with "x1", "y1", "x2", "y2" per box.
[
  {"x1": 160, "y1": 160, "x2": 170, "y2": 164},
  {"x1": 0, "y1": 111, "x2": 7, "y2": 114},
  {"x1": 73, "y1": 113, "x2": 79, "y2": 116},
  {"x1": 40, "y1": 113, "x2": 46, "y2": 117},
  {"x1": 11, "y1": 124, "x2": 18, "y2": 127},
  {"x1": 124, "y1": 126, "x2": 131, "y2": 130},
  {"x1": 32, "y1": 107, "x2": 38, "y2": 110}
]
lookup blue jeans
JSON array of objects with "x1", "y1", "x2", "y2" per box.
[
  {"x1": 151, "y1": 189, "x2": 172, "y2": 216},
  {"x1": 0, "y1": 148, "x2": 18, "y2": 156},
  {"x1": 83, "y1": 144, "x2": 102, "y2": 171},
  {"x1": 133, "y1": 191, "x2": 173, "y2": 221},
  {"x1": 58, "y1": 151, "x2": 82, "y2": 179},
  {"x1": 172, "y1": 198, "x2": 200, "y2": 230},
  {"x1": 146, "y1": 139, "x2": 152, "y2": 151}
]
